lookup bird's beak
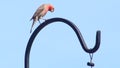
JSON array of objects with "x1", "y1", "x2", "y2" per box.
[{"x1": 51, "y1": 8, "x2": 54, "y2": 12}]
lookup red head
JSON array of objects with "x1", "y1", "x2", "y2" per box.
[{"x1": 48, "y1": 4, "x2": 54, "y2": 12}]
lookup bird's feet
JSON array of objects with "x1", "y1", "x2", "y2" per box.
[
  {"x1": 42, "y1": 18, "x2": 47, "y2": 21},
  {"x1": 38, "y1": 18, "x2": 47, "y2": 25}
]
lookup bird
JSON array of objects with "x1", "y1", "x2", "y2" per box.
[{"x1": 30, "y1": 4, "x2": 54, "y2": 33}]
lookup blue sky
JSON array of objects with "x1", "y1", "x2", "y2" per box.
[{"x1": 0, "y1": 0, "x2": 120, "y2": 68}]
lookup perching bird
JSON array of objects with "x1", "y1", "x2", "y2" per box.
[{"x1": 30, "y1": 4, "x2": 54, "y2": 33}]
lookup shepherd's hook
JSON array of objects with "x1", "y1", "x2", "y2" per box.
[{"x1": 25, "y1": 17, "x2": 101, "y2": 68}]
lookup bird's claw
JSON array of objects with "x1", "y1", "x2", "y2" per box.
[{"x1": 42, "y1": 18, "x2": 47, "y2": 21}]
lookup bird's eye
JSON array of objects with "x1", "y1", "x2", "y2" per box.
[{"x1": 53, "y1": 8, "x2": 54, "y2": 11}]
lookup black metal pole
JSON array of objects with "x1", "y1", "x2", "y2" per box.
[{"x1": 25, "y1": 17, "x2": 101, "y2": 68}]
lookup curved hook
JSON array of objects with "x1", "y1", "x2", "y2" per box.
[{"x1": 25, "y1": 17, "x2": 101, "y2": 68}]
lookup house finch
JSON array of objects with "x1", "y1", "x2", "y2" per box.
[{"x1": 30, "y1": 4, "x2": 54, "y2": 33}]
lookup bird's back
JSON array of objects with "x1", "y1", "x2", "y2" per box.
[{"x1": 30, "y1": 4, "x2": 45, "y2": 20}]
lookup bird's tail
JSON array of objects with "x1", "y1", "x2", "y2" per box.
[
  {"x1": 30, "y1": 27, "x2": 32, "y2": 33},
  {"x1": 30, "y1": 20, "x2": 35, "y2": 33},
  {"x1": 30, "y1": 17, "x2": 33, "y2": 21}
]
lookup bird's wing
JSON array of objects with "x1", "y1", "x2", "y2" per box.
[{"x1": 30, "y1": 4, "x2": 45, "y2": 20}]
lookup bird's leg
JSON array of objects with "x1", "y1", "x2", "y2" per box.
[
  {"x1": 37, "y1": 16, "x2": 41, "y2": 24},
  {"x1": 41, "y1": 17, "x2": 47, "y2": 21},
  {"x1": 38, "y1": 20, "x2": 41, "y2": 24}
]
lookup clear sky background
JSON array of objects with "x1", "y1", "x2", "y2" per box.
[{"x1": 0, "y1": 0, "x2": 120, "y2": 68}]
